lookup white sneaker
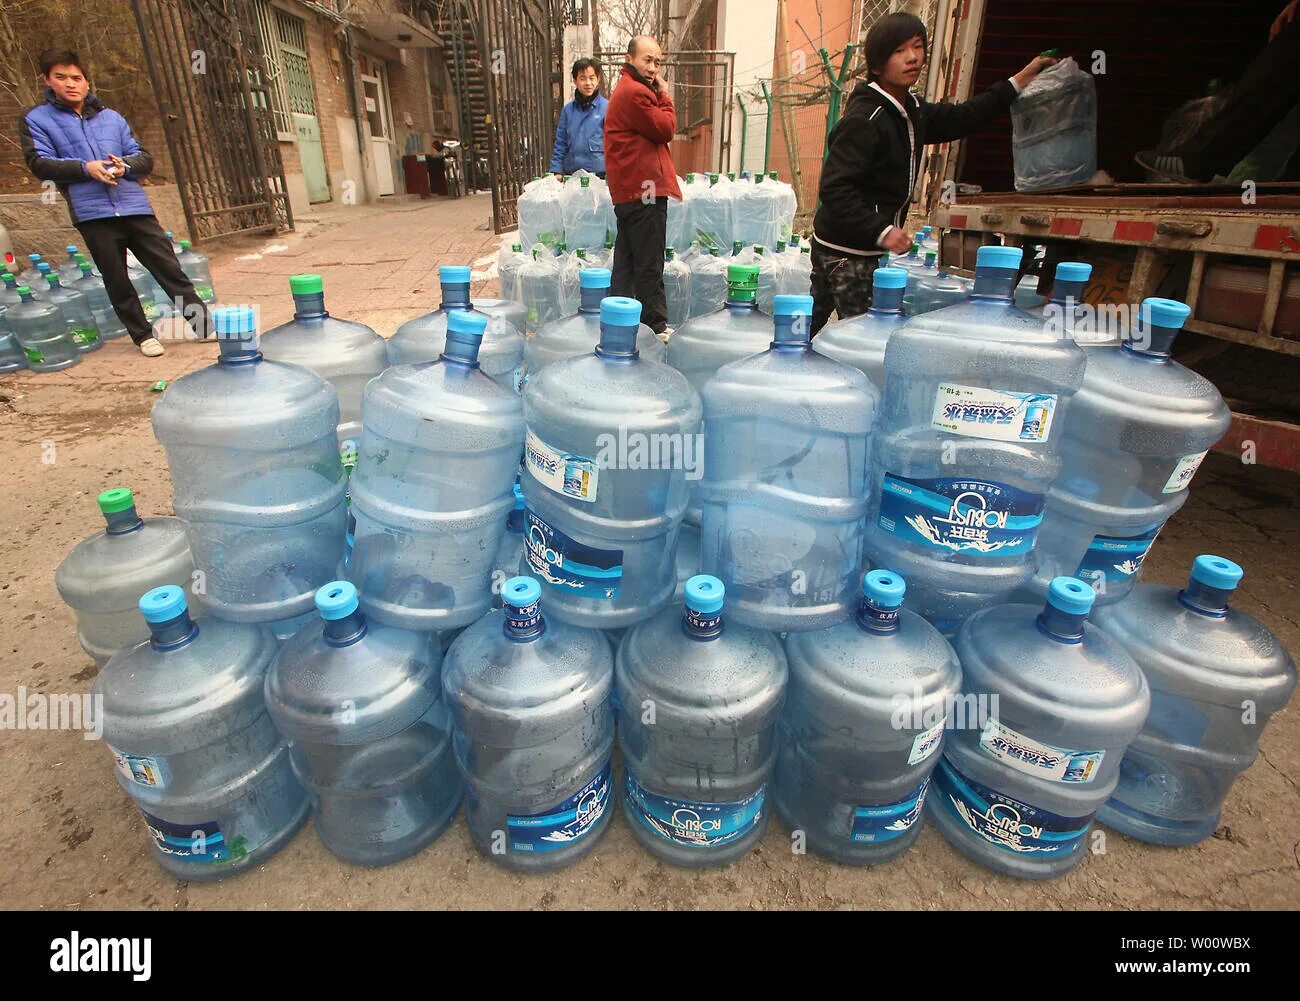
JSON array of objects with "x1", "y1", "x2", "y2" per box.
[{"x1": 138, "y1": 337, "x2": 165, "y2": 357}]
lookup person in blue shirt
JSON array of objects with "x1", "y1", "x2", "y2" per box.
[{"x1": 550, "y1": 59, "x2": 607, "y2": 179}]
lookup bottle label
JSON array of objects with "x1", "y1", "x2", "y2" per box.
[
  {"x1": 525, "y1": 428, "x2": 599, "y2": 503},
  {"x1": 23, "y1": 347, "x2": 44, "y2": 364},
  {"x1": 908, "y1": 718, "x2": 947, "y2": 765},
  {"x1": 110, "y1": 747, "x2": 170, "y2": 789},
  {"x1": 877, "y1": 473, "x2": 1045, "y2": 556},
  {"x1": 931, "y1": 757, "x2": 1093, "y2": 856},
  {"x1": 506, "y1": 760, "x2": 611, "y2": 852},
  {"x1": 523, "y1": 510, "x2": 622, "y2": 599},
  {"x1": 71, "y1": 327, "x2": 99, "y2": 346},
  {"x1": 850, "y1": 778, "x2": 930, "y2": 843},
  {"x1": 624, "y1": 772, "x2": 765, "y2": 849},
  {"x1": 931, "y1": 383, "x2": 1058, "y2": 443},
  {"x1": 512, "y1": 364, "x2": 526, "y2": 395},
  {"x1": 978, "y1": 718, "x2": 1104, "y2": 783},
  {"x1": 1074, "y1": 526, "x2": 1161, "y2": 586},
  {"x1": 1162, "y1": 451, "x2": 1209, "y2": 493},
  {"x1": 141, "y1": 811, "x2": 250, "y2": 864}
]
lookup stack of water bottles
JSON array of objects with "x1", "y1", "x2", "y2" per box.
[{"x1": 56, "y1": 242, "x2": 1295, "y2": 882}]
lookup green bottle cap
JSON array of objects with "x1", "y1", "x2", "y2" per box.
[
  {"x1": 150, "y1": 379, "x2": 168, "y2": 392},
  {"x1": 512, "y1": 242, "x2": 522, "y2": 252},
  {"x1": 290, "y1": 274, "x2": 323, "y2": 295},
  {"x1": 726, "y1": 264, "x2": 760, "y2": 301},
  {"x1": 180, "y1": 239, "x2": 192, "y2": 249},
  {"x1": 580, "y1": 176, "x2": 590, "y2": 187},
  {"x1": 97, "y1": 488, "x2": 135, "y2": 515},
  {"x1": 665, "y1": 247, "x2": 675, "y2": 260}
]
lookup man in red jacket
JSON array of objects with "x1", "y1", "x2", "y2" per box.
[{"x1": 604, "y1": 34, "x2": 681, "y2": 335}]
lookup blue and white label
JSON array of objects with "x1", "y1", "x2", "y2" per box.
[
  {"x1": 1075, "y1": 526, "x2": 1161, "y2": 586},
  {"x1": 931, "y1": 757, "x2": 1093, "y2": 856},
  {"x1": 850, "y1": 778, "x2": 930, "y2": 843},
  {"x1": 141, "y1": 811, "x2": 249, "y2": 864},
  {"x1": 525, "y1": 428, "x2": 599, "y2": 503},
  {"x1": 1163, "y1": 451, "x2": 1209, "y2": 493},
  {"x1": 111, "y1": 747, "x2": 169, "y2": 789},
  {"x1": 877, "y1": 473, "x2": 1045, "y2": 556},
  {"x1": 931, "y1": 383, "x2": 1058, "y2": 443},
  {"x1": 506, "y1": 761, "x2": 611, "y2": 852},
  {"x1": 979, "y1": 718, "x2": 1104, "y2": 783},
  {"x1": 908, "y1": 719, "x2": 947, "y2": 765},
  {"x1": 624, "y1": 772, "x2": 765, "y2": 849},
  {"x1": 523, "y1": 510, "x2": 623, "y2": 599}
]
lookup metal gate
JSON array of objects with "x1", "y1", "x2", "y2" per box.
[{"x1": 131, "y1": 0, "x2": 293, "y2": 243}]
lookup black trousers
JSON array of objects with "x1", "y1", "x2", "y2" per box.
[
  {"x1": 611, "y1": 196, "x2": 668, "y2": 333},
  {"x1": 809, "y1": 236, "x2": 880, "y2": 335},
  {"x1": 76, "y1": 214, "x2": 209, "y2": 344}
]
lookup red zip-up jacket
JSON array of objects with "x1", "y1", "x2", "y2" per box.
[{"x1": 603, "y1": 64, "x2": 682, "y2": 206}]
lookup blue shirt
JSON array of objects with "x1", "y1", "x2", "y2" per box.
[{"x1": 549, "y1": 94, "x2": 607, "y2": 175}]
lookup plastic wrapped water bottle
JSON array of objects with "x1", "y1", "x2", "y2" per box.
[
  {"x1": 700, "y1": 294, "x2": 876, "y2": 630},
  {"x1": 692, "y1": 173, "x2": 733, "y2": 253},
  {"x1": 265, "y1": 580, "x2": 462, "y2": 866},
  {"x1": 443, "y1": 576, "x2": 615, "y2": 871},
  {"x1": 779, "y1": 242, "x2": 813, "y2": 297},
  {"x1": 560, "y1": 172, "x2": 606, "y2": 251},
  {"x1": 813, "y1": 266, "x2": 907, "y2": 390},
  {"x1": 72, "y1": 262, "x2": 128, "y2": 340},
  {"x1": 523, "y1": 296, "x2": 702, "y2": 629},
  {"x1": 93, "y1": 585, "x2": 309, "y2": 880},
  {"x1": 388, "y1": 265, "x2": 524, "y2": 393},
  {"x1": 617, "y1": 575, "x2": 787, "y2": 866},
  {"x1": 666, "y1": 175, "x2": 692, "y2": 252},
  {"x1": 663, "y1": 247, "x2": 692, "y2": 328},
  {"x1": 767, "y1": 171, "x2": 798, "y2": 243},
  {"x1": 497, "y1": 241, "x2": 526, "y2": 303},
  {"x1": 686, "y1": 246, "x2": 728, "y2": 318},
  {"x1": 517, "y1": 174, "x2": 565, "y2": 250},
  {"x1": 735, "y1": 173, "x2": 782, "y2": 250},
  {"x1": 42, "y1": 273, "x2": 101, "y2": 352},
  {"x1": 518, "y1": 247, "x2": 565, "y2": 334},
  {"x1": 927, "y1": 578, "x2": 1149, "y2": 879},
  {"x1": 1030, "y1": 298, "x2": 1230, "y2": 606},
  {"x1": 350, "y1": 308, "x2": 524, "y2": 631},
  {"x1": 55, "y1": 488, "x2": 194, "y2": 665},
  {"x1": 473, "y1": 297, "x2": 528, "y2": 343},
  {"x1": 174, "y1": 240, "x2": 215, "y2": 304},
  {"x1": 1093, "y1": 556, "x2": 1296, "y2": 845},
  {"x1": 777, "y1": 570, "x2": 961, "y2": 864},
  {"x1": 56, "y1": 245, "x2": 82, "y2": 284},
  {"x1": 260, "y1": 274, "x2": 388, "y2": 466},
  {"x1": 127, "y1": 257, "x2": 166, "y2": 323},
  {"x1": 753, "y1": 245, "x2": 788, "y2": 316},
  {"x1": 863, "y1": 245, "x2": 1088, "y2": 637},
  {"x1": 1012, "y1": 57, "x2": 1097, "y2": 191},
  {"x1": 152, "y1": 306, "x2": 346, "y2": 622},
  {"x1": 524, "y1": 267, "x2": 662, "y2": 381},
  {"x1": 7, "y1": 285, "x2": 78, "y2": 372}
]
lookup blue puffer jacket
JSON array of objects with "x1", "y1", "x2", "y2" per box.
[
  {"x1": 20, "y1": 89, "x2": 155, "y2": 225},
  {"x1": 549, "y1": 93, "x2": 607, "y2": 175}
]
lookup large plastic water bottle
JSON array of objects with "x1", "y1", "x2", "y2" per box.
[
  {"x1": 767, "y1": 171, "x2": 798, "y2": 243},
  {"x1": 177, "y1": 240, "x2": 216, "y2": 304},
  {"x1": 350, "y1": 309, "x2": 524, "y2": 631},
  {"x1": 0, "y1": 274, "x2": 27, "y2": 372},
  {"x1": 152, "y1": 306, "x2": 346, "y2": 622},
  {"x1": 388, "y1": 265, "x2": 524, "y2": 393},
  {"x1": 902, "y1": 252, "x2": 938, "y2": 313},
  {"x1": 779, "y1": 242, "x2": 813, "y2": 297},
  {"x1": 43, "y1": 273, "x2": 101, "y2": 352},
  {"x1": 518, "y1": 247, "x2": 565, "y2": 334},
  {"x1": 7, "y1": 285, "x2": 79, "y2": 372},
  {"x1": 265, "y1": 580, "x2": 462, "y2": 866},
  {"x1": 777, "y1": 570, "x2": 962, "y2": 864},
  {"x1": 928, "y1": 578, "x2": 1149, "y2": 878},
  {"x1": 813, "y1": 266, "x2": 907, "y2": 390},
  {"x1": 56, "y1": 245, "x2": 83, "y2": 284},
  {"x1": 517, "y1": 174, "x2": 565, "y2": 250},
  {"x1": 663, "y1": 247, "x2": 692, "y2": 327},
  {"x1": 442, "y1": 576, "x2": 615, "y2": 871},
  {"x1": 474, "y1": 297, "x2": 528, "y2": 343},
  {"x1": 93, "y1": 585, "x2": 309, "y2": 880},
  {"x1": 1011, "y1": 56, "x2": 1097, "y2": 191},
  {"x1": 1092, "y1": 556, "x2": 1296, "y2": 845},
  {"x1": 18, "y1": 253, "x2": 45, "y2": 292},
  {"x1": 127, "y1": 257, "x2": 165, "y2": 323},
  {"x1": 55, "y1": 488, "x2": 194, "y2": 665},
  {"x1": 686, "y1": 246, "x2": 728, "y2": 318},
  {"x1": 498, "y1": 241, "x2": 526, "y2": 302},
  {"x1": 524, "y1": 267, "x2": 663, "y2": 381},
  {"x1": 523, "y1": 296, "x2": 702, "y2": 629},
  {"x1": 735, "y1": 174, "x2": 782, "y2": 250},
  {"x1": 863, "y1": 245, "x2": 1088, "y2": 637},
  {"x1": 1039, "y1": 261, "x2": 1106, "y2": 344},
  {"x1": 753, "y1": 245, "x2": 788, "y2": 316},
  {"x1": 692, "y1": 173, "x2": 733, "y2": 253},
  {"x1": 560, "y1": 173, "x2": 606, "y2": 251},
  {"x1": 72, "y1": 262, "x2": 128, "y2": 340},
  {"x1": 260, "y1": 274, "x2": 388, "y2": 463},
  {"x1": 667, "y1": 175, "x2": 692, "y2": 252},
  {"x1": 1030, "y1": 299, "x2": 1230, "y2": 606},
  {"x1": 911, "y1": 262, "x2": 971, "y2": 316},
  {"x1": 617, "y1": 575, "x2": 787, "y2": 866},
  {"x1": 699, "y1": 294, "x2": 876, "y2": 630}
]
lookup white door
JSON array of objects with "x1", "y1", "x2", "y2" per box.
[{"x1": 361, "y1": 61, "x2": 395, "y2": 196}]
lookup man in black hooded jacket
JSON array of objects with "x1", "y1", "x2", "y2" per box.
[{"x1": 810, "y1": 12, "x2": 1056, "y2": 333}]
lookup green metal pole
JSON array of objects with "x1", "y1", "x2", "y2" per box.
[
  {"x1": 736, "y1": 95, "x2": 748, "y2": 174},
  {"x1": 817, "y1": 43, "x2": 857, "y2": 214},
  {"x1": 761, "y1": 81, "x2": 772, "y2": 174}
]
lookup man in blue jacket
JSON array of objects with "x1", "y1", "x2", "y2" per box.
[
  {"x1": 20, "y1": 48, "x2": 209, "y2": 357},
  {"x1": 549, "y1": 59, "x2": 607, "y2": 178}
]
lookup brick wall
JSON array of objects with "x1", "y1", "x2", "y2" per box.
[{"x1": 0, "y1": 184, "x2": 189, "y2": 262}]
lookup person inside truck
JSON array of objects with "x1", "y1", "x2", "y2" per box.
[{"x1": 809, "y1": 11, "x2": 1057, "y2": 333}]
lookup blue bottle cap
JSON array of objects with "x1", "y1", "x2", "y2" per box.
[
  {"x1": 976, "y1": 245, "x2": 1024, "y2": 270},
  {"x1": 513, "y1": 482, "x2": 526, "y2": 510},
  {"x1": 773, "y1": 294, "x2": 814, "y2": 318},
  {"x1": 1064, "y1": 476, "x2": 1101, "y2": 500},
  {"x1": 579, "y1": 267, "x2": 612, "y2": 289},
  {"x1": 315, "y1": 580, "x2": 359, "y2": 620},
  {"x1": 872, "y1": 267, "x2": 908, "y2": 290},
  {"x1": 28, "y1": 253, "x2": 40, "y2": 262},
  {"x1": 66, "y1": 244, "x2": 78, "y2": 254},
  {"x1": 600, "y1": 295, "x2": 642, "y2": 327},
  {"x1": 502, "y1": 576, "x2": 542, "y2": 608},
  {"x1": 439, "y1": 264, "x2": 472, "y2": 284},
  {"x1": 1141, "y1": 297, "x2": 1192, "y2": 330},
  {"x1": 684, "y1": 575, "x2": 725, "y2": 615},
  {"x1": 863, "y1": 569, "x2": 906, "y2": 609},
  {"x1": 447, "y1": 309, "x2": 488, "y2": 338},
  {"x1": 213, "y1": 306, "x2": 257, "y2": 335},
  {"x1": 139, "y1": 585, "x2": 187, "y2": 623},
  {"x1": 1055, "y1": 261, "x2": 1092, "y2": 282},
  {"x1": 1047, "y1": 577, "x2": 1095, "y2": 616},
  {"x1": 1189, "y1": 554, "x2": 1243, "y2": 591},
  {"x1": 37, "y1": 262, "x2": 51, "y2": 272}
]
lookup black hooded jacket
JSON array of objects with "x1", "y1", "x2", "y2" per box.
[{"x1": 812, "y1": 78, "x2": 1017, "y2": 256}]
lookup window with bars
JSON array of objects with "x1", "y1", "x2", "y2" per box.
[{"x1": 252, "y1": 1, "x2": 318, "y2": 140}]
